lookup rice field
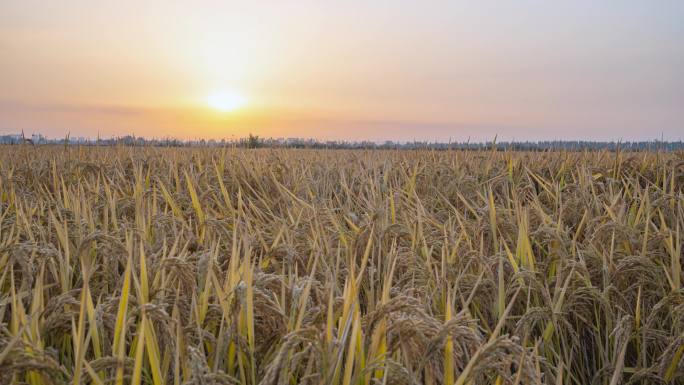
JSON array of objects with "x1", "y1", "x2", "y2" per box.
[{"x1": 0, "y1": 145, "x2": 682, "y2": 384}]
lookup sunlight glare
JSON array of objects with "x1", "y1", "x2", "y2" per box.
[{"x1": 206, "y1": 91, "x2": 247, "y2": 112}]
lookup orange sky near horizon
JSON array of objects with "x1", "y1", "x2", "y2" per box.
[{"x1": 1, "y1": 1, "x2": 683, "y2": 141}]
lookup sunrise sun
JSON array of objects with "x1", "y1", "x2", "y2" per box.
[{"x1": 206, "y1": 90, "x2": 247, "y2": 112}]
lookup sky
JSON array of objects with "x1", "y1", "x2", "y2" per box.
[{"x1": 1, "y1": 1, "x2": 683, "y2": 141}]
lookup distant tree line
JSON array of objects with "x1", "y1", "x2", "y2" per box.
[{"x1": 1, "y1": 133, "x2": 683, "y2": 151}]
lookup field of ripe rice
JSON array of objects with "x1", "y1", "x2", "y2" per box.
[{"x1": 0, "y1": 146, "x2": 682, "y2": 385}]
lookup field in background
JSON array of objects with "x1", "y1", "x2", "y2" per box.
[{"x1": 0, "y1": 146, "x2": 682, "y2": 384}]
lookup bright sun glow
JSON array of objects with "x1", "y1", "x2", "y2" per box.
[{"x1": 206, "y1": 91, "x2": 247, "y2": 112}]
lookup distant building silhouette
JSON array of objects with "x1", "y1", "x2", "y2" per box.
[{"x1": 0, "y1": 133, "x2": 682, "y2": 151}]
